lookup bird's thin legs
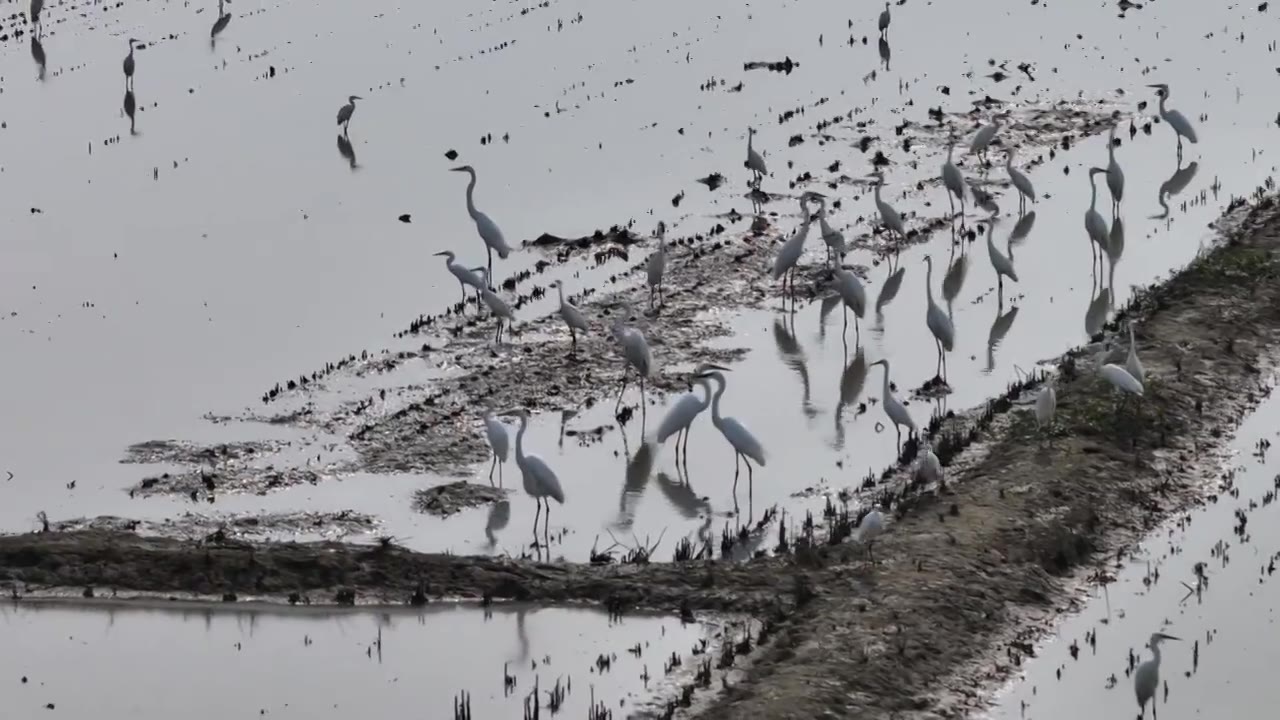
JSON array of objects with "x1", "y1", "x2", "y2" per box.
[
  {"x1": 532, "y1": 498, "x2": 542, "y2": 538},
  {"x1": 681, "y1": 427, "x2": 691, "y2": 467},
  {"x1": 488, "y1": 455, "x2": 497, "y2": 486},
  {"x1": 487, "y1": 246, "x2": 495, "y2": 280},
  {"x1": 747, "y1": 460, "x2": 754, "y2": 502},
  {"x1": 569, "y1": 328, "x2": 577, "y2": 354},
  {"x1": 732, "y1": 453, "x2": 741, "y2": 494},
  {"x1": 639, "y1": 377, "x2": 647, "y2": 420},
  {"x1": 544, "y1": 500, "x2": 552, "y2": 542},
  {"x1": 615, "y1": 369, "x2": 629, "y2": 413}
]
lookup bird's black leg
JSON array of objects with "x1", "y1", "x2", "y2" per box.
[
  {"x1": 532, "y1": 499, "x2": 542, "y2": 540},
  {"x1": 489, "y1": 455, "x2": 497, "y2": 485},
  {"x1": 733, "y1": 453, "x2": 741, "y2": 494},
  {"x1": 487, "y1": 247, "x2": 494, "y2": 280},
  {"x1": 615, "y1": 370, "x2": 629, "y2": 412}
]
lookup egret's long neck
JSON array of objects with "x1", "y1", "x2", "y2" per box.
[
  {"x1": 880, "y1": 363, "x2": 892, "y2": 399},
  {"x1": 748, "y1": 131, "x2": 754, "y2": 152},
  {"x1": 698, "y1": 378, "x2": 714, "y2": 410},
  {"x1": 1158, "y1": 93, "x2": 1169, "y2": 119},
  {"x1": 709, "y1": 374, "x2": 727, "y2": 421},
  {"x1": 1005, "y1": 152, "x2": 1013, "y2": 171},
  {"x1": 874, "y1": 182, "x2": 883, "y2": 205},
  {"x1": 515, "y1": 416, "x2": 528, "y2": 461},
  {"x1": 947, "y1": 144, "x2": 955, "y2": 163},
  {"x1": 1089, "y1": 174, "x2": 1098, "y2": 209},
  {"x1": 1150, "y1": 643, "x2": 1163, "y2": 666},
  {"x1": 464, "y1": 171, "x2": 478, "y2": 217},
  {"x1": 557, "y1": 284, "x2": 565, "y2": 304},
  {"x1": 1108, "y1": 134, "x2": 1116, "y2": 162}
]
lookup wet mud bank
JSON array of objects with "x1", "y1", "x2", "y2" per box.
[{"x1": 4, "y1": 193, "x2": 1277, "y2": 716}]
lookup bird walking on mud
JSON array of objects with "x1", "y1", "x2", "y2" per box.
[
  {"x1": 923, "y1": 256, "x2": 955, "y2": 379},
  {"x1": 123, "y1": 37, "x2": 138, "y2": 88},
  {"x1": 858, "y1": 505, "x2": 886, "y2": 562},
  {"x1": 813, "y1": 195, "x2": 846, "y2": 266},
  {"x1": 869, "y1": 172, "x2": 906, "y2": 248},
  {"x1": 434, "y1": 250, "x2": 487, "y2": 307},
  {"x1": 612, "y1": 304, "x2": 654, "y2": 418},
  {"x1": 474, "y1": 269, "x2": 515, "y2": 344},
  {"x1": 695, "y1": 366, "x2": 767, "y2": 501},
  {"x1": 502, "y1": 408, "x2": 565, "y2": 541},
  {"x1": 1005, "y1": 148, "x2": 1035, "y2": 214},
  {"x1": 941, "y1": 140, "x2": 967, "y2": 220},
  {"x1": 1134, "y1": 632, "x2": 1180, "y2": 719},
  {"x1": 969, "y1": 113, "x2": 1007, "y2": 166},
  {"x1": 336, "y1": 95, "x2": 361, "y2": 133},
  {"x1": 452, "y1": 165, "x2": 513, "y2": 280},
  {"x1": 871, "y1": 359, "x2": 915, "y2": 446},
  {"x1": 1035, "y1": 378, "x2": 1056, "y2": 440},
  {"x1": 483, "y1": 411, "x2": 510, "y2": 486},
  {"x1": 1106, "y1": 125, "x2": 1125, "y2": 214},
  {"x1": 1147, "y1": 84, "x2": 1197, "y2": 157},
  {"x1": 771, "y1": 194, "x2": 817, "y2": 299},
  {"x1": 746, "y1": 127, "x2": 768, "y2": 187},
  {"x1": 553, "y1": 280, "x2": 589, "y2": 353},
  {"x1": 647, "y1": 222, "x2": 667, "y2": 309},
  {"x1": 915, "y1": 449, "x2": 943, "y2": 491}
]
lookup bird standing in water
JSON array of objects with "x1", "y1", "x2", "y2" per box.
[
  {"x1": 336, "y1": 95, "x2": 362, "y2": 133},
  {"x1": 123, "y1": 38, "x2": 138, "y2": 88}
]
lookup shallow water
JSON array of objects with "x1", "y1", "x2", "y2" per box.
[
  {"x1": 985, "y1": 391, "x2": 1280, "y2": 719},
  {"x1": 1, "y1": 0, "x2": 1276, "y2": 559},
  {"x1": 0, "y1": 601, "x2": 714, "y2": 718}
]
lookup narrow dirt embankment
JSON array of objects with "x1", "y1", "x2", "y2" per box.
[{"x1": 3, "y1": 196, "x2": 1279, "y2": 717}]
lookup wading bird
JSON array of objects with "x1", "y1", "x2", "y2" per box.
[
  {"x1": 483, "y1": 411, "x2": 509, "y2": 486},
  {"x1": 553, "y1": 280, "x2": 589, "y2": 352},
  {"x1": 655, "y1": 366, "x2": 718, "y2": 464},
  {"x1": 647, "y1": 222, "x2": 667, "y2": 309},
  {"x1": 871, "y1": 359, "x2": 916, "y2": 445},
  {"x1": 211, "y1": 0, "x2": 231, "y2": 41},
  {"x1": 1035, "y1": 378, "x2": 1056, "y2": 438},
  {"x1": 1085, "y1": 167, "x2": 1109, "y2": 269},
  {"x1": 869, "y1": 172, "x2": 906, "y2": 246},
  {"x1": 813, "y1": 195, "x2": 846, "y2": 266},
  {"x1": 1126, "y1": 320, "x2": 1145, "y2": 386},
  {"x1": 123, "y1": 37, "x2": 138, "y2": 88},
  {"x1": 434, "y1": 250, "x2": 487, "y2": 306},
  {"x1": 451, "y1": 165, "x2": 513, "y2": 278},
  {"x1": 746, "y1": 127, "x2": 767, "y2": 187},
  {"x1": 985, "y1": 216, "x2": 1018, "y2": 293},
  {"x1": 858, "y1": 505, "x2": 886, "y2": 562},
  {"x1": 336, "y1": 95, "x2": 361, "y2": 133},
  {"x1": 878, "y1": 1, "x2": 891, "y2": 38},
  {"x1": 771, "y1": 194, "x2": 816, "y2": 297},
  {"x1": 941, "y1": 140, "x2": 967, "y2": 219},
  {"x1": 832, "y1": 266, "x2": 867, "y2": 338},
  {"x1": 612, "y1": 304, "x2": 654, "y2": 416},
  {"x1": 1006, "y1": 148, "x2": 1035, "y2": 213},
  {"x1": 923, "y1": 256, "x2": 955, "y2": 378},
  {"x1": 502, "y1": 408, "x2": 565, "y2": 539},
  {"x1": 1148, "y1": 84, "x2": 1197, "y2": 156},
  {"x1": 1135, "y1": 632, "x2": 1180, "y2": 719},
  {"x1": 1106, "y1": 125, "x2": 1124, "y2": 213},
  {"x1": 1101, "y1": 362, "x2": 1144, "y2": 403},
  {"x1": 916, "y1": 448, "x2": 943, "y2": 491},
  {"x1": 969, "y1": 112, "x2": 1008, "y2": 166},
  {"x1": 475, "y1": 269, "x2": 514, "y2": 343},
  {"x1": 696, "y1": 366, "x2": 767, "y2": 498}
]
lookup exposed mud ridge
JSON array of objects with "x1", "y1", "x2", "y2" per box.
[
  {"x1": 412, "y1": 481, "x2": 510, "y2": 517},
  {"x1": 14, "y1": 192, "x2": 1277, "y2": 717},
  {"x1": 130, "y1": 465, "x2": 331, "y2": 500},
  {"x1": 46, "y1": 510, "x2": 377, "y2": 542}
]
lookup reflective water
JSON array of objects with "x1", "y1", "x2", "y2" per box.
[
  {"x1": 0, "y1": 602, "x2": 712, "y2": 718},
  {"x1": 986, "y1": 392, "x2": 1280, "y2": 719},
  {"x1": 0, "y1": 1, "x2": 1274, "y2": 559}
]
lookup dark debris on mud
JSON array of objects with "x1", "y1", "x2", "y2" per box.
[{"x1": 412, "y1": 481, "x2": 510, "y2": 517}]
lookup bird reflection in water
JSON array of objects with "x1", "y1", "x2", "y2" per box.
[
  {"x1": 484, "y1": 500, "x2": 511, "y2": 549},
  {"x1": 123, "y1": 89, "x2": 137, "y2": 135},
  {"x1": 1085, "y1": 274, "x2": 1111, "y2": 339},
  {"x1": 878, "y1": 37, "x2": 890, "y2": 71},
  {"x1": 985, "y1": 294, "x2": 1019, "y2": 374},
  {"x1": 1008, "y1": 210, "x2": 1036, "y2": 248},
  {"x1": 874, "y1": 260, "x2": 906, "y2": 331},
  {"x1": 336, "y1": 133, "x2": 357, "y2": 169},
  {"x1": 833, "y1": 343, "x2": 867, "y2": 451},
  {"x1": 31, "y1": 36, "x2": 46, "y2": 81},
  {"x1": 815, "y1": 292, "x2": 842, "y2": 346},
  {"x1": 210, "y1": 0, "x2": 231, "y2": 47},
  {"x1": 613, "y1": 428, "x2": 654, "y2": 529},
  {"x1": 1151, "y1": 157, "x2": 1199, "y2": 220},
  {"x1": 772, "y1": 314, "x2": 816, "y2": 420},
  {"x1": 655, "y1": 471, "x2": 711, "y2": 522}
]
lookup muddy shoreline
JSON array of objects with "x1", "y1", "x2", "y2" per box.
[{"x1": 5, "y1": 194, "x2": 1280, "y2": 716}]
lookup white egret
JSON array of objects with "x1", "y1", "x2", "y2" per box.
[
  {"x1": 1005, "y1": 148, "x2": 1035, "y2": 213},
  {"x1": 923, "y1": 256, "x2": 955, "y2": 378},
  {"x1": 871, "y1": 359, "x2": 916, "y2": 445},
  {"x1": 502, "y1": 408, "x2": 565, "y2": 539},
  {"x1": 647, "y1": 222, "x2": 667, "y2": 309},
  {"x1": 1101, "y1": 363, "x2": 1144, "y2": 396},
  {"x1": 813, "y1": 196, "x2": 846, "y2": 266},
  {"x1": 655, "y1": 366, "x2": 717, "y2": 463},
  {"x1": 474, "y1": 269, "x2": 514, "y2": 343},
  {"x1": 1085, "y1": 167, "x2": 1109, "y2": 267},
  {"x1": 612, "y1": 304, "x2": 654, "y2": 415},
  {"x1": 434, "y1": 250, "x2": 487, "y2": 306},
  {"x1": 771, "y1": 194, "x2": 816, "y2": 297},
  {"x1": 858, "y1": 505, "x2": 886, "y2": 562},
  {"x1": 483, "y1": 411, "x2": 510, "y2": 486},
  {"x1": 746, "y1": 128, "x2": 768, "y2": 186},
  {"x1": 451, "y1": 165, "x2": 513, "y2": 278},
  {"x1": 916, "y1": 448, "x2": 943, "y2": 490},
  {"x1": 941, "y1": 140, "x2": 967, "y2": 219},
  {"x1": 1126, "y1": 320, "x2": 1145, "y2": 386},
  {"x1": 833, "y1": 266, "x2": 867, "y2": 337},
  {"x1": 969, "y1": 113, "x2": 1008, "y2": 165},
  {"x1": 1135, "y1": 632, "x2": 1180, "y2": 719},
  {"x1": 552, "y1": 280, "x2": 589, "y2": 352},
  {"x1": 1147, "y1": 84, "x2": 1198, "y2": 155},
  {"x1": 336, "y1": 95, "x2": 361, "y2": 132},
  {"x1": 122, "y1": 37, "x2": 138, "y2": 88},
  {"x1": 1035, "y1": 380, "x2": 1056, "y2": 438},
  {"x1": 869, "y1": 172, "x2": 906, "y2": 246},
  {"x1": 878, "y1": 1, "x2": 891, "y2": 38},
  {"x1": 1106, "y1": 125, "x2": 1124, "y2": 213},
  {"x1": 696, "y1": 366, "x2": 767, "y2": 497},
  {"x1": 985, "y1": 217, "x2": 1018, "y2": 292}
]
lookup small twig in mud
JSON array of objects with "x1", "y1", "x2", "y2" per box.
[
  {"x1": 36, "y1": 511, "x2": 49, "y2": 533},
  {"x1": 605, "y1": 527, "x2": 667, "y2": 564}
]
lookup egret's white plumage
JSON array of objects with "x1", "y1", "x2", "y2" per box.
[
  {"x1": 503, "y1": 408, "x2": 565, "y2": 538},
  {"x1": 813, "y1": 196, "x2": 846, "y2": 266},
  {"x1": 1135, "y1": 632, "x2": 1180, "y2": 719},
  {"x1": 1101, "y1": 363, "x2": 1144, "y2": 396},
  {"x1": 871, "y1": 359, "x2": 916, "y2": 444},
  {"x1": 923, "y1": 256, "x2": 955, "y2": 378},
  {"x1": 746, "y1": 128, "x2": 768, "y2": 185},
  {"x1": 655, "y1": 372, "x2": 715, "y2": 463},
  {"x1": 1148, "y1": 84, "x2": 1198, "y2": 152},
  {"x1": 1126, "y1": 321, "x2": 1145, "y2": 386},
  {"x1": 970, "y1": 113, "x2": 1006, "y2": 164},
  {"x1": 1085, "y1": 167, "x2": 1109, "y2": 264},
  {"x1": 475, "y1": 268, "x2": 515, "y2": 343},
  {"x1": 1035, "y1": 381, "x2": 1057, "y2": 434},
  {"x1": 833, "y1": 266, "x2": 867, "y2": 336},
  {"x1": 916, "y1": 449, "x2": 943, "y2": 490},
  {"x1": 1106, "y1": 125, "x2": 1124, "y2": 211},
  {"x1": 942, "y1": 141, "x2": 967, "y2": 218},
  {"x1": 483, "y1": 412, "x2": 510, "y2": 486},
  {"x1": 771, "y1": 195, "x2": 815, "y2": 295},
  {"x1": 858, "y1": 505, "x2": 886, "y2": 561},
  {"x1": 986, "y1": 217, "x2": 1018, "y2": 291},
  {"x1": 1006, "y1": 148, "x2": 1035, "y2": 212},
  {"x1": 647, "y1": 222, "x2": 667, "y2": 308},
  {"x1": 451, "y1": 165, "x2": 513, "y2": 278},
  {"x1": 870, "y1": 172, "x2": 906, "y2": 245},
  {"x1": 698, "y1": 368, "x2": 767, "y2": 496},
  {"x1": 434, "y1": 250, "x2": 487, "y2": 306},
  {"x1": 553, "y1": 280, "x2": 589, "y2": 351},
  {"x1": 612, "y1": 305, "x2": 655, "y2": 415}
]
